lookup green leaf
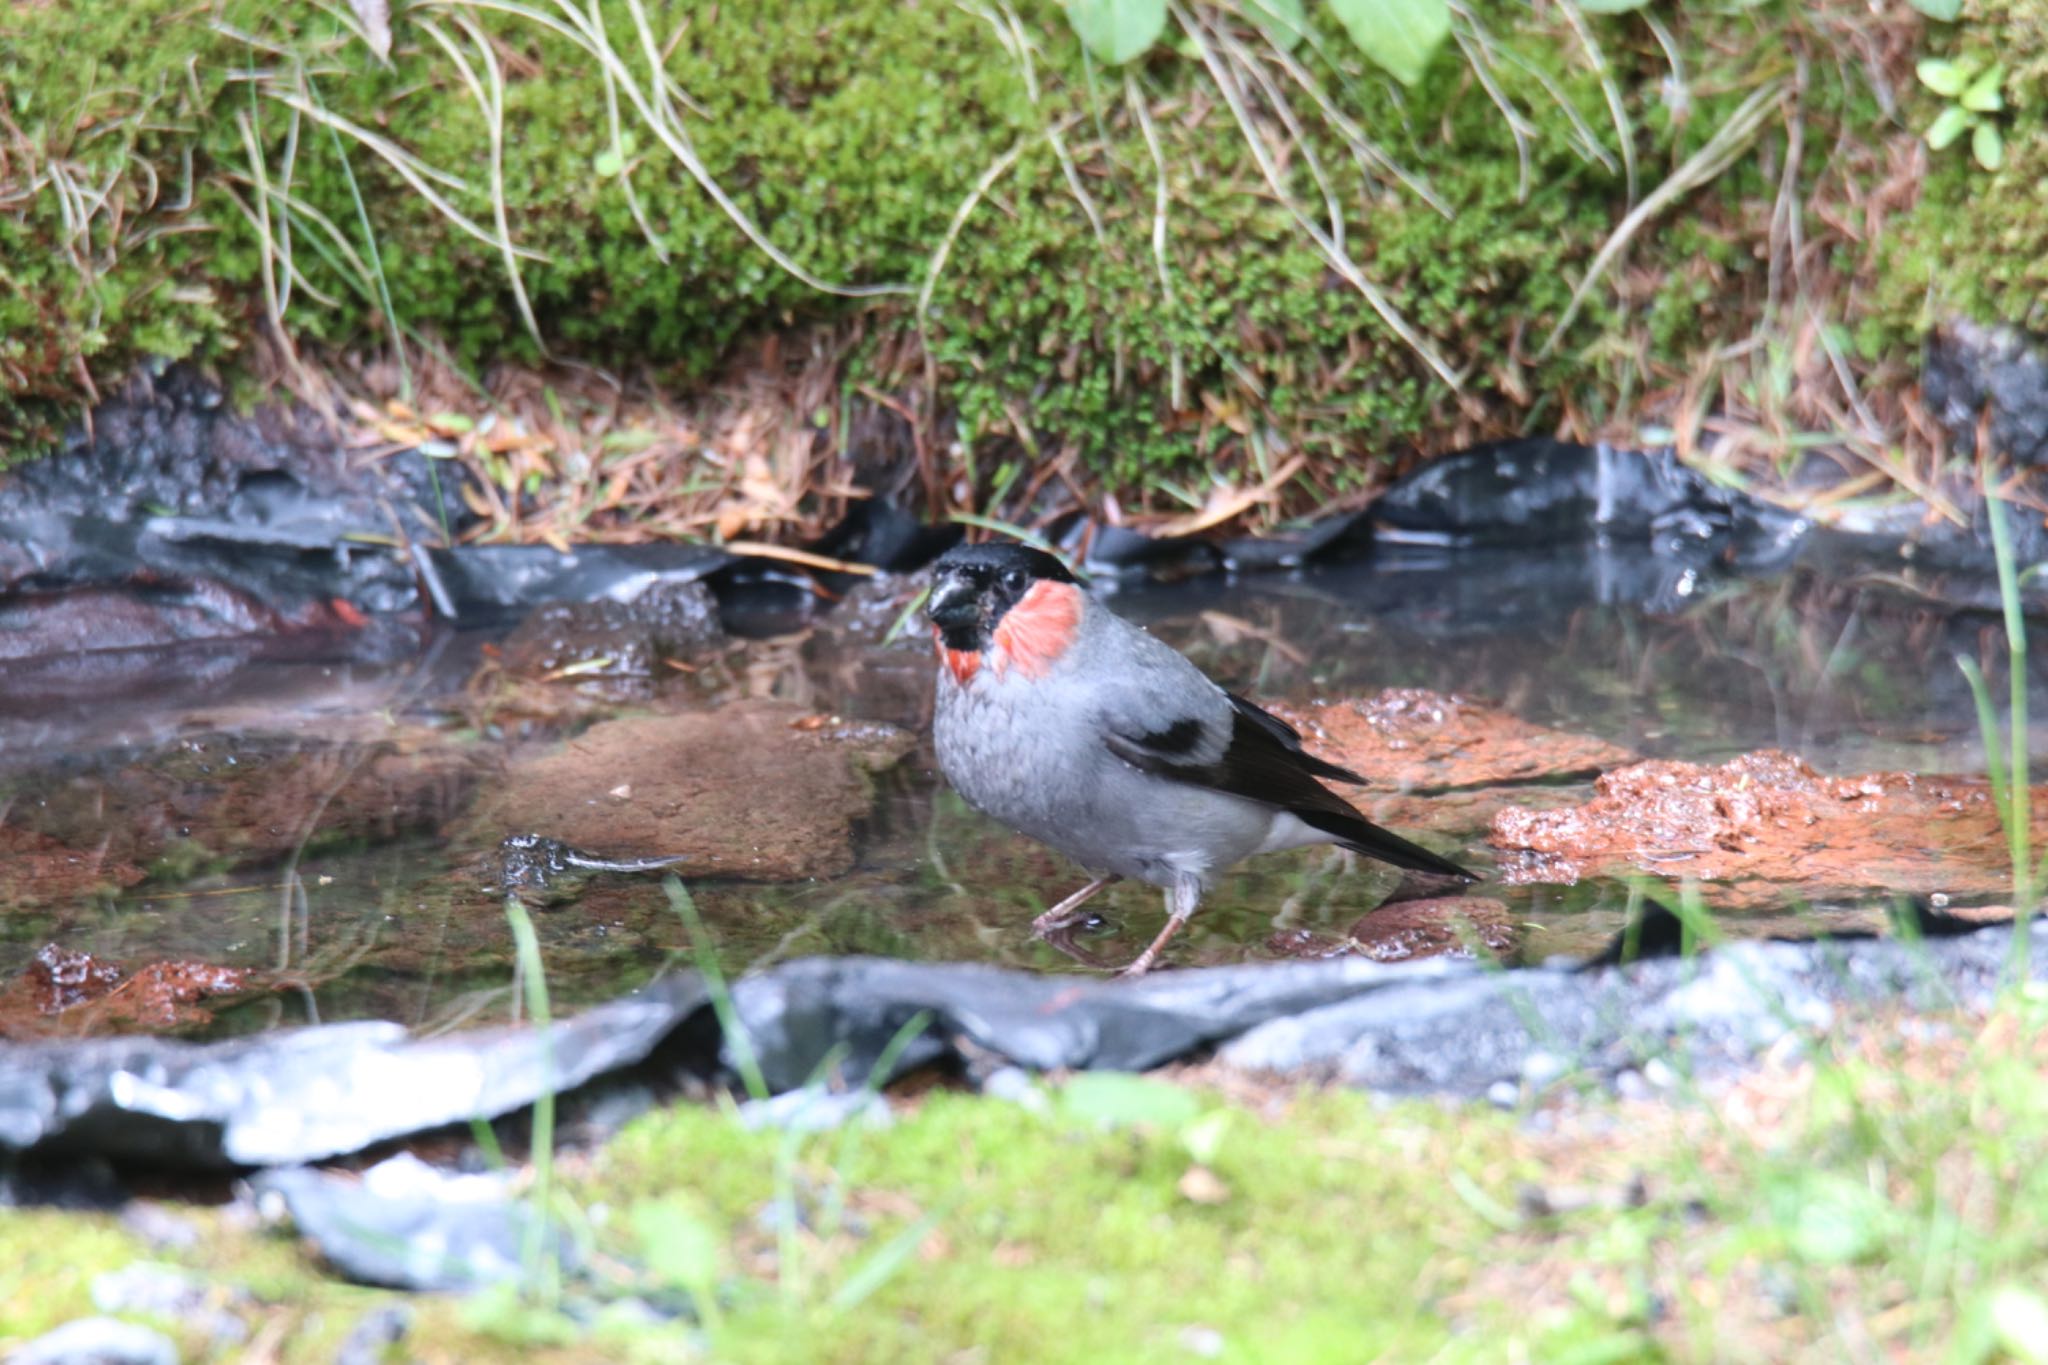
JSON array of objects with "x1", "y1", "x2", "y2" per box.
[
  {"x1": 1058, "y1": 1073, "x2": 1202, "y2": 1131},
  {"x1": 1909, "y1": 0, "x2": 1963, "y2": 19},
  {"x1": 1974, "y1": 120, "x2": 2005, "y2": 170},
  {"x1": 1962, "y1": 64, "x2": 2006, "y2": 112},
  {"x1": 1576, "y1": 0, "x2": 1650, "y2": 12},
  {"x1": 1242, "y1": 0, "x2": 1308, "y2": 49},
  {"x1": 1066, "y1": 0, "x2": 1166, "y2": 65},
  {"x1": 1328, "y1": 0, "x2": 1450, "y2": 87},
  {"x1": 593, "y1": 148, "x2": 625, "y2": 178},
  {"x1": 1915, "y1": 57, "x2": 1971, "y2": 98},
  {"x1": 1927, "y1": 104, "x2": 1975, "y2": 150}
]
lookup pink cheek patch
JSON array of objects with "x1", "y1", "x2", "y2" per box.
[{"x1": 992, "y1": 580, "x2": 1081, "y2": 679}]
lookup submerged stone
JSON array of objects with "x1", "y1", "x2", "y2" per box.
[{"x1": 467, "y1": 701, "x2": 914, "y2": 882}]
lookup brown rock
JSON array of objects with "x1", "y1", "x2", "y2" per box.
[
  {"x1": 0, "y1": 945, "x2": 253, "y2": 1039},
  {"x1": 1267, "y1": 690, "x2": 1635, "y2": 790},
  {"x1": 469, "y1": 701, "x2": 914, "y2": 881},
  {"x1": 1490, "y1": 748, "x2": 2040, "y2": 908}
]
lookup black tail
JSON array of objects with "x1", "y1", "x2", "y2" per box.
[{"x1": 1297, "y1": 807, "x2": 1478, "y2": 882}]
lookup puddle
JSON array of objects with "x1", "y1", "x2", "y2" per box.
[{"x1": 1, "y1": 545, "x2": 2040, "y2": 1042}]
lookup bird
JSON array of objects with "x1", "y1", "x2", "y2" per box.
[{"x1": 925, "y1": 539, "x2": 1476, "y2": 977}]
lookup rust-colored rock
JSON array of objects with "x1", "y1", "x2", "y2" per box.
[
  {"x1": 0, "y1": 945, "x2": 253, "y2": 1039},
  {"x1": 1265, "y1": 897, "x2": 1517, "y2": 964},
  {"x1": 1491, "y1": 749, "x2": 2043, "y2": 907},
  {"x1": 467, "y1": 701, "x2": 914, "y2": 881},
  {"x1": 0, "y1": 827, "x2": 145, "y2": 907},
  {"x1": 1267, "y1": 690, "x2": 1634, "y2": 790}
]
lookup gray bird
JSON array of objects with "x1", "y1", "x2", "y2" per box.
[{"x1": 926, "y1": 540, "x2": 1475, "y2": 977}]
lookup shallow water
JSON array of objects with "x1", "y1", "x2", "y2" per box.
[{"x1": 1, "y1": 542, "x2": 2040, "y2": 1041}]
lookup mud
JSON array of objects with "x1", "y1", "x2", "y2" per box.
[
  {"x1": 1490, "y1": 749, "x2": 2044, "y2": 908},
  {"x1": 1268, "y1": 690, "x2": 1636, "y2": 790},
  {"x1": 464, "y1": 702, "x2": 916, "y2": 882}
]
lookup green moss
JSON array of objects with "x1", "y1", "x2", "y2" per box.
[
  {"x1": 2, "y1": 0, "x2": 1915, "y2": 487},
  {"x1": 594, "y1": 1084, "x2": 1516, "y2": 1361},
  {"x1": 1877, "y1": 0, "x2": 2048, "y2": 337}
]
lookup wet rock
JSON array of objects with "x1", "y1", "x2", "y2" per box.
[
  {"x1": 1267, "y1": 690, "x2": 1635, "y2": 790},
  {"x1": 424, "y1": 542, "x2": 734, "y2": 619},
  {"x1": 1219, "y1": 921, "x2": 2047, "y2": 1090},
  {"x1": 4, "y1": 928, "x2": 2044, "y2": 1170},
  {"x1": 1923, "y1": 319, "x2": 2048, "y2": 470},
  {"x1": 1371, "y1": 439, "x2": 1808, "y2": 561},
  {"x1": 495, "y1": 579, "x2": 725, "y2": 681},
  {"x1": 0, "y1": 948, "x2": 252, "y2": 1041},
  {"x1": 1490, "y1": 749, "x2": 2042, "y2": 907},
  {"x1": 469, "y1": 701, "x2": 914, "y2": 881},
  {"x1": 725, "y1": 956, "x2": 1417, "y2": 1092},
  {"x1": 0, "y1": 583, "x2": 360, "y2": 661},
  {"x1": 0, "y1": 971, "x2": 710, "y2": 1167},
  {"x1": 257, "y1": 1153, "x2": 575, "y2": 1292},
  {"x1": 0, "y1": 829, "x2": 145, "y2": 907},
  {"x1": 7, "y1": 1317, "x2": 179, "y2": 1365}
]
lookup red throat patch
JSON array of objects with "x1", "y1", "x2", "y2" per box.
[
  {"x1": 935, "y1": 628, "x2": 980, "y2": 685},
  {"x1": 992, "y1": 579, "x2": 1082, "y2": 678}
]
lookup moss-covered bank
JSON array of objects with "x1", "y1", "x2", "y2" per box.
[{"x1": 0, "y1": 0, "x2": 1976, "y2": 499}]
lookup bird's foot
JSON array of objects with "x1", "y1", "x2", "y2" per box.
[
  {"x1": 1029, "y1": 905, "x2": 1091, "y2": 938},
  {"x1": 1029, "y1": 876, "x2": 1119, "y2": 940},
  {"x1": 1036, "y1": 922, "x2": 1119, "y2": 970}
]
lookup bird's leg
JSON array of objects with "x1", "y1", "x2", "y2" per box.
[
  {"x1": 1117, "y1": 876, "x2": 1201, "y2": 979},
  {"x1": 1031, "y1": 876, "x2": 1119, "y2": 938}
]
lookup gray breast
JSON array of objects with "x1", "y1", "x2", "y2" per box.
[{"x1": 933, "y1": 659, "x2": 1283, "y2": 889}]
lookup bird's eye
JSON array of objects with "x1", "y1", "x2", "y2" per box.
[{"x1": 1002, "y1": 568, "x2": 1027, "y2": 592}]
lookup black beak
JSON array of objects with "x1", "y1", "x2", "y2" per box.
[{"x1": 926, "y1": 574, "x2": 979, "y2": 630}]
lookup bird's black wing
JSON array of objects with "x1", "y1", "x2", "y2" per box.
[
  {"x1": 1104, "y1": 700, "x2": 1475, "y2": 882},
  {"x1": 1224, "y1": 693, "x2": 1368, "y2": 785}
]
